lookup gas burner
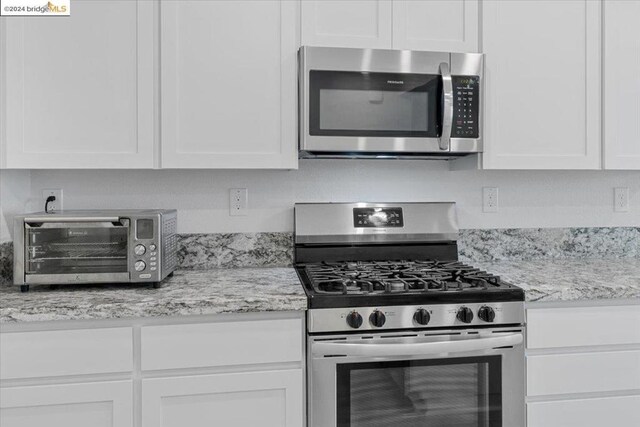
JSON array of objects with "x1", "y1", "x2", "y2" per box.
[{"x1": 302, "y1": 260, "x2": 504, "y2": 295}]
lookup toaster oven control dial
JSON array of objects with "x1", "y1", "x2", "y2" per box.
[
  {"x1": 134, "y1": 260, "x2": 146, "y2": 272},
  {"x1": 134, "y1": 244, "x2": 146, "y2": 256},
  {"x1": 369, "y1": 310, "x2": 386, "y2": 327},
  {"x1": 456, "y1": 307, "x2": 474, "y2": 323},
  {"x1": 346, "y1": 311, "x2": 363, "y2": 329},
  {"x1": 478, "y1": 306, "x2": 496, "y2": 323},
  {"x1": 414, "y1": 308, "x2": 431, "y2": 326}
]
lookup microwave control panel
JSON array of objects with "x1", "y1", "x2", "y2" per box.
[{"x1": 451, "y1": 76, "x2": 480, "y2": 138}]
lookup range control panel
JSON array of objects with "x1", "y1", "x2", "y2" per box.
[
  {"x1": 353, "y1": 207, "x2": 404, "y2": 228},
  {"x1": 452, "y1": 76, "x2": 480, "y2": 138}
]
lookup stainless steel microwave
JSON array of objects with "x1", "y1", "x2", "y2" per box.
[
  {"x1": 13, "y1": 210, "x2": 177, "y2": 291},
  {"x1": 299, "y1": 46, "x2": 483, "y2": 159}
]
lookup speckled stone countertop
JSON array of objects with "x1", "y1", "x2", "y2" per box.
[
  {"x1": 0, "y1": 268, "x2": 306, "y2": 323},
  {"x1": 475, "y1": 258, "x2": 640, "y2": 303}
]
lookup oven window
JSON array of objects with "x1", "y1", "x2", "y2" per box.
[
  {"x1": 25, "y1": 225, "x2": 129, "y2": 274},
  {"x1": 309, "y1": 71, "x2": 441, "y2": 137},
  {"x1": 337, "y1": 356, "x2": 502, "y2": 427}
]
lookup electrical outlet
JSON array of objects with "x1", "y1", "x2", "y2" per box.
[
  {"x1": 229, "y1": 188, "x2": 248, "y2": 216},
  {"x1": 614, "y1": 187, "x2": 629, "y2": 212},
  {"x1": 483, "y1": 187, "x2": 499, "y2": 213},
  {"x1": 42, "y1": 189, "x2": 63, "y2": 212}
]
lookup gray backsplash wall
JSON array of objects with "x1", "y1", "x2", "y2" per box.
[{"x1": 2, "y1": 227, "x2": 638, "y2": 284}]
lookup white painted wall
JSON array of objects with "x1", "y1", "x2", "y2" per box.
[
  {"x1": 0, "y1": 170, "x2": 30, "y2": 242},
  {"x1": 6, "y1": 161, "x2": 636, "y2": 234}
]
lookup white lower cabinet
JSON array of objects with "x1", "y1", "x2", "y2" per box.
[
  {"x1": 526, "y1": 303, "x2": 640, "y2": 426},
  {"x1": 528, "y1": 395, "x2": 640, "y2": 427},
  {"x1": 0, "y1": 313, "x2": 305, "y2": 427},
  {"x1": 0, "y1": 380, "x2": 133, "y2": 427},
  {"x1": 142, "y1": 370, "x2": 303, "y2": 427}
]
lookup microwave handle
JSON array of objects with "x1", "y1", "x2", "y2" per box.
[
  {"x1": 439, "y1": 62, "x2": 453, "y2": 151},
  {"x1": 313, "y1": 333, "x2": 523, "y2": 358}
]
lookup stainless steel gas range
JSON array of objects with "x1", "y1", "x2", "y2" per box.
[{"x1": 294, "y1": 202, "x2": 526, "y2": 427}]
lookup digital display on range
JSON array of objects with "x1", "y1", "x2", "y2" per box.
[{"x1": 353, "y1": 207, "x2": 404, "y2": 228}]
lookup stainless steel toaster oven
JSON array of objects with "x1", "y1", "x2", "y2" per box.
[{"x1": 13, "y1": 210, "x2": 177, "y2": 292}]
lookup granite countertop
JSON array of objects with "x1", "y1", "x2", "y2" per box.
[
  {"x1": 474, "y1": 258, "x2": 640, "y2": 303},
  {"x1": 1, "y1": 259, "x2": 639, "y2": 324},
  {"x1": 0, "y1": 268, "x2": 306, "y2": 323}
]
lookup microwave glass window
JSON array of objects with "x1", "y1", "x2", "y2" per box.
[
  {"x1": 136, "y1": 219, "x2": 154, "y2": 240},
  {"x1": 25, "y1": 225, "x2": 128, "y2": 274},
  {"x1": 309, "y1": 71, "x2": 441, "y2": 138},
  {"x1": 319, "y1": 89, "x2": 429, "y2": 132},
  {"x1": 336, "y1": 356, "x2": 502, "y2": 427}
]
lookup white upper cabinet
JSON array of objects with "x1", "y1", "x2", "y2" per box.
[
  {"x1": 392, "y1": 0, "x2": 478, "y2": 52},
  {"x1": 603, "y1": 0, "x2": 640, "y2": 170},
  {"x1": 301, "y1": 0, "x2": 477, "y2": 52},
  {"x1": 482, "y1": 0, "x2": 602, "y2": 169},
  {"x1": 160, "y1": 0, "x2": 298, "y2": 169},
  {"x1": 301, "y1": 0, "x2": 393, "y2": 48},
  {"x1": 1, "y1": 0, "x2": 155, "y2": 169}
]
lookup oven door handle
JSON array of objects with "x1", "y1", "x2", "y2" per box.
[
  {"x1": 313, "y1": 333, "x2": 523, "y2": 358},
  {"x1": 24, "y1": 216, "x2": 122, "y2": 224},
  {"x1": 439, "y1": 62, "x2": 453, "y2": 151}
]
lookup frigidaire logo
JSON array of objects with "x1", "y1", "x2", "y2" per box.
[
  {"x1": 68, "y1": 230, "x2": 88, "y2": 236},
  {"x1": 387, "y1": 80, "x2": 404, "y2": 84}
]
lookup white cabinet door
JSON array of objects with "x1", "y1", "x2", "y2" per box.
[
  {"x1": 161, "y1": 0, "x2": 298, "y2": 169},
  {"x1": 2, "y1": 0, "x2": 154, "y2": 169},
  {"x1": 482, "y1": 0, "x2": 601, "y2": 169},
  {"x1": 603, "y1": 0, "x2": 640, "y2": 169},
  {"x1": 392, "y1": 0, "x2": 478, "y2": 52},
  {"x1": 301, "y1": 0, "x2": 392, "y2": 48},
  {"x1": 142, "y1": 370, "x2": 303, "y2": 427},
  {"x1": 528, "y1": 395, "x2": 640, "y2": 427},
  {"x1": 0, "y1": 381, "x2": 133, "y2": 427}
]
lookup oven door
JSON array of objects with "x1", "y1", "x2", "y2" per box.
[
  {"x1": 23, "y1": 216, "x2": 131, "y2": 284},
  {"x1": 309, "y1": 328, "x2": 524, "y2": 427}
]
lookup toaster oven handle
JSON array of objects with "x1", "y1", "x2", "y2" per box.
[
  {"x1": 439, "y1": 62, "x2": 453, "y2": 151},
  {"x1": 313, "y1": 333, "x2": 523, "y2": 358},
  {"x1": 24, "y1": 216, "x2": 123, "y2": 224}
]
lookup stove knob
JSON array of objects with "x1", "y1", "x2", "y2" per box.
[
  {"x1": 456, "y1": 307, "x2": 474, "y2": 324},
  {"x1": 346, "y1": 311, "x2": 363, "y2": 329},
  {"x1": 134, "y1": 244, "x2": 146, "y2": 256},
  {"x1": 369, "y1": 310, "x2": 386, "y2": 327},
  {"x1": 413, "y1": 309, "x2": 431, "y2": 326},
  {"x1": 478, "y1": 306, "x2": 496, "y2": 322},
  {"x1": 134, "y1": 260, "x2": 146, "y2": 272}
]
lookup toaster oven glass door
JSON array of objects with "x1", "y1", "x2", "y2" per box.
[
  {"x1": 309, "y1": 70, "x2": 442, "y2": 138},
  {"x1": 25, "y1": 221, "x2": 129, "y2": 275}
]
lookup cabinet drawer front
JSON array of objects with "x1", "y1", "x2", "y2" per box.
[
  {"x1": 527, "y1": 305, "x2": 640, "y2": 349},
  {"x1": 527, "y1": 395, "x2": 640, "y2": 427},
  {"x1": 141, "y1": 318, "x2": 303, "y2": 371},
  {"x1": 527, "y1": 350, "x2": 640, "y2": 396},
  {"x1": 1, "y1": 380, "x2": 133, "y2": 427},
  {"x1": 0, "y1": 328, "x2": 133, "y2": 380}
]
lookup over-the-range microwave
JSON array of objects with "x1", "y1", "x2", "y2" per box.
[{"x1": 299, "y1": 46, "x2": 483, "y2": 159}]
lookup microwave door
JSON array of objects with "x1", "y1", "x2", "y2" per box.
[{"x1": 304, "y1": 70, "x2": 445, "y2": 155}]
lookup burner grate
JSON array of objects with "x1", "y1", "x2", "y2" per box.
[{"x1": 302, "y1": 260, "x2": 503, "y2": 295}]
